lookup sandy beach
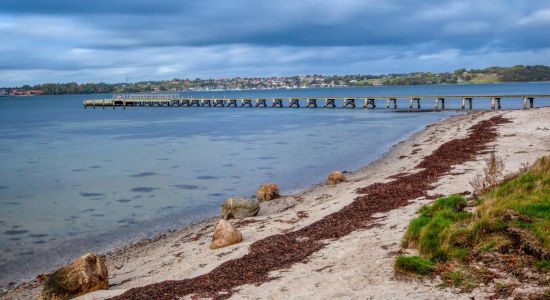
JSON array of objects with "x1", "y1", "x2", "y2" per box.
[{"x1": 4, "y1": 107, "x2": 550, "y2": 300}]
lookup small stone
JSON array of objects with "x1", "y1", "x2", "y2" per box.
[
  {"x1": 327, "y1": 171, "x2": 346, "y2": 185},
  {"x1": 41, "y1": 253, "x2": 108, "y2": 300},
  {"x1": 210, "y1": 219, "x2": 243, "y2": 249},
  {"x1": 256, "y1": 183, "x2": 280, "y2": 202},
  {"x1": 220, "y1": 196, "x2": 260, "y2": 220}
]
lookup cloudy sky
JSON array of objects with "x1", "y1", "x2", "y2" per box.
[{"x1": 1, "y1": 0, "x2": 550, "y2": 86}]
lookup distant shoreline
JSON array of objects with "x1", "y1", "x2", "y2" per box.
[
  {"x1": 4, "y1": 81, "x2": 550, "y2": 97},
  {"x1": 2, "y1": 65, "x2": 550, "y2": 95}
]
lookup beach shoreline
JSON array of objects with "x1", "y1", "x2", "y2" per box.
[{"x1": 4, "y1": 108, "x2": 550, "y2": 299}]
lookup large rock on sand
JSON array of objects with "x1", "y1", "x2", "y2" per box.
[
  {"x1": 327, "y1": 171, "x2": 346, "y2": 185},
  {"x1": 210, "y1": 219, "x2": 243, "y2": 249},
  {"x1": 256, "y1": 183, "x2": 280, "y2": 202},
  {"x1": 221, "y1": 196, "x2": 260, "y2": 220},
  {"x1": 41, "y1": 253, "x2": 108, "y2": 300}
]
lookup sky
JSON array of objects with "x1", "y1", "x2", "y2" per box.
[{"x1": 1, "y1": 0, "x2": 550, "y2": 86}]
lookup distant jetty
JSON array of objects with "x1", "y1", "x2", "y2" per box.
[{"x1": 84, "y1": 93, "x2": 550, "y2": 110}]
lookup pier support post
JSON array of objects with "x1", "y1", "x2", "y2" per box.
[
  {"x1": 255, "y1": 99, "x2": 267, "y2": 107},
  {"x1": 435, "y1": 97, "x2": 445, "y2": 110},
  {"x1": 241, "y1": 99, "x2": 252, "y2": 107},
  {"x1": 364, "y1": 98, "x2": 376, "y2": 109},
  {"x1": 227, "y1": 99, "x2": 237, "y2": 107},
  {"x1": 409, "y1": 97, "x2": 420, "y2": 110},
  {"x1": 523, "y1": 97, "x2": 527, "y2": 109},
  {"x1": 306, "y1": 98, "x2": 318, "y2": 108},
  {"x1": 491, "y1": 97, "x2": 501, "y2": 110},
  {"x1": 272, "y1": 98, "x2": 283, "y2": 108},
  {"x1": 289, "y1": 98, "x2": 300, "y2": 108},
  {"x1": 343, "y1": 98, "x2": 356, "y2": 108},
  {"x1": 461, "y1": 97, "x2": 466, "y2": 110},
  {"x1": 393, "y1": 98, "x2": 398, "y2": 109},
  {"x1": 201, "y1": 100, "x2": 212, "y2": 107},
  {"x1": 529, "y1": 97, "x2": 534, "y2": 109},
  {"x1": 213, "y1": 99, "x2": 225, "y2": 107},
  {"x1": 324, "y1": 98, "x2": 336, "y2": 108}
]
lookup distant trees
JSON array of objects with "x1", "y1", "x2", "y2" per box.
[{"x1": 3, "y1": 65, "x2": 550, "y2": 95}]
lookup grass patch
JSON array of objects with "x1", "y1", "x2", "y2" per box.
[
  {"x1": 535, "y1": 259, "x2": 550, "y2": 271},
  {"x1": 395, "y1": 256, "x2": 436, "y2": 275},
  {"x1": 396, "y1": 156, "x2": 550, "y2": 293},
  {"x1": 476, "y1": 156, "x2": 550, "y2": 248},
  {"x1": 402, "y1": 194, "x2": 471, "y2": 261}
]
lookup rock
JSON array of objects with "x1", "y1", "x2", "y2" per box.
[
  {"x1": 210, "y1": 219, "x2": 243, "y2": 249},
  {"x1": 327, "y1": 171, "x2": 346, "y2": 185},
  {"x1": 256, "y1": 183, "x2": 280, "y2": 202},
  {"x1": 41, "y1": 253, "x2": 109, "y2": 300},
  {"x1": 220, "y1": 196, "x2": 260, "y2": 220}
]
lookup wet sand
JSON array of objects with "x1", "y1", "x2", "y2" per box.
[{"x1": 4, "y1": 108, "x2": 550, "y2": 300}]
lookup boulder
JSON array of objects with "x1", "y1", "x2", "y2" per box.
[
  {"x1": 41, "y1": 253, "x2": 108, "y2": 300},
  {"x1": 256, "y1": 183, "x2": 280, "y2": 202},
  {"x1": 220, "y1": 196, "x2": 260, "y2": 220},
  {"x1": 210, "y1": 219, "x2": 243, "y2": 249},
  {"x1": 327, "y1": 171, "x2": 346, "y2": 185}
]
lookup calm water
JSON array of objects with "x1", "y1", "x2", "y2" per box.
[{"x1": 1, "y1": 83, "x2": 549, "y2": 286}]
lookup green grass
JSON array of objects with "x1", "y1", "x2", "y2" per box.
[
  {"x1": 476, "y1": 156, "x2": 550, "y2": 248},
  {"x1": 535, "y1": 259, "x2": 550, "y2": 270},
  {"x1": 402, "y1": 195, "x2": 471, "y2": 261},
  {"x1": 396, "y1": 156, "x2": 550, "y2": 289},
  {"x1": 395, "y1": 256, "x2": 436, "y2": 275}
]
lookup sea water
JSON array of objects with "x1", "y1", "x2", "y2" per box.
[{"x1": 1, "y1": 82, "x2": 549, "y2": 286}]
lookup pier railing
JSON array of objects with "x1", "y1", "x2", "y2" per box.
[{"x1": 83, "y1": 94, "x2": 550, "y2": 110}]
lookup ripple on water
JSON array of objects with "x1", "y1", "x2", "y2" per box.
[
  {"x1": 257, "y1": 156, "x2": 277, "y2": 160},
  {"x1": 80, "y1": 192, "x2": 105, "y2": 198},
  {"x1": 130, "y1": 172, "x2": 157, "y2": 178},
  {"x1": 117, "y1": 198, "x2": 132, "y2": 203},
  {"x1": 4, "y1": 229, "x2": 28, "y2": 235},
  {"x1": 131, "y1": 187, "x2": 158, "y2": 193},
  {"x1": 208, "y1": 193, "x2": 226, "y2": 197},
  {"x1": 196, "y1": 176, "x2": 219, "y2": 180},
  {"x1": 29, "y1": 234, "x2": 48, "y2": 238},
  {"x1": 173, "y1": 184, "x2": 201, "y2": 190}
]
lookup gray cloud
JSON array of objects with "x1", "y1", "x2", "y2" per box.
[{"x1": 1, "y1": 0, "x2": 549, "y2": 85}]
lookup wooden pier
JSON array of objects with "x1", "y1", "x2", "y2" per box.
[{"x1": 83, "y1": 94, "x2": 550, "y2": 110}]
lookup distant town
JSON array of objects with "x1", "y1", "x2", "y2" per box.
[{"x1": 1, "y1": 65, "x2": 549, "y2": 96}]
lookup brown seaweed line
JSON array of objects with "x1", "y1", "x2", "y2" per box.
[{"x1": 112, "y1": 115, "x2": 510, "y2": 300}]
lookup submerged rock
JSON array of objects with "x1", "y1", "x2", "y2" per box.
[
  {"x1": 327, "y1": 171, "x2": 346, "y2": 185},
  {"x1": 256, "y1": 183, "x2": 280, "y2": 202},
  {"x1": 210, "y1": 219, "x2": 243, "y2": 249},
  {"x1": 221, "y1": 196, "x2": 260, "y2": 220},
  {"x1": 41, "y1": 253, "x2": 108, "y2": 300}
]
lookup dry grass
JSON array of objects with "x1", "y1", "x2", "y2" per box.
[{"x1": 470, "y1": 152, "x2": 505, "y2": 196}]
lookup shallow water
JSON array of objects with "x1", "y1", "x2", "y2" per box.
[{"x1": 1, "y1": 83, "x2": 549, "y2": 286}]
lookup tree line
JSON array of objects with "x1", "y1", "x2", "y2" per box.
[{"x1": 3, "y1": 65, "x2": 550, "y2": 95}]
